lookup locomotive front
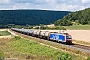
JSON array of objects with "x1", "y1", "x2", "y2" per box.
[{"x1": 64, "y1": 33, "x2": 72, "y2": 44}]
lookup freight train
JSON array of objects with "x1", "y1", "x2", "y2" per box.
[{"x1": 11, "y1": 28, "x2": 72, "y2": 44}]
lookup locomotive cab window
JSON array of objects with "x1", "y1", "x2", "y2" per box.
[{"x1": 66, "y1": 35, "x2": 72, "y2": 38}]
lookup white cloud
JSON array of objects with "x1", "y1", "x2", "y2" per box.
[
  {"x1": 82, "y1": 0, "x2": 90, "y2": 3},
  {"x1": 0, "y1": 0, "x2": 10, "y2": 4},
  {"x1": 0, "y1": 0, "x2": 89, "y2": 11},
  {"x1": 12, "y1": 3, "x2": 29, "y2": 9},
  {"x1": 55, "y1": 4, "x2": 86, "y2": 11}
]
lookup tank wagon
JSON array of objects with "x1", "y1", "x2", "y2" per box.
[{"x1": 11, "y1": 28, "x2": 72, "y2": 44}]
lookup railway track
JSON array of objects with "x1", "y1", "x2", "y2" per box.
[
  {"x1": 72, "y1": 43, "x2": 90, "y2": 50},
  {"x1": 69, "y1": 43, "x2": 90, "y2": 55},
  {"x1": 10, "y1": 30, "x2": 90, "y2": 55}
]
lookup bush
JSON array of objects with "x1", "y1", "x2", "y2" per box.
[
  {"x1": 57, "y1": 53, "x2": 72, "y2": 60},
  {"x1": 86, "y1": 56, "x2": 90, "y2": 60},
  {"x1": 0, "y1": 34, "x2": 2, "y2": 36},
  {"x1": 0, "y1": 52, "x2": 4, "y2": 60},
  {"x1": 14, "y1": 36, "x2": 21, "y2": 40}
]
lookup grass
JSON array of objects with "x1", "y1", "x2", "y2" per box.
[
  {"x1": 5, "y1": 38, "x2": 73, "y2": 60},
  {"x1": 63, "y1": 25, "x2": 90, "y2": 30},
  {"x1": 0, "y1": 36, "x2": 86, "y2": 60},
  {"x1": 0, "y1": 31, "x2": 11, "y2": 36}
]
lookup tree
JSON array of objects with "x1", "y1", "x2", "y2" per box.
[
  {"x1": 88, "y1": 20, "x2": 90, "y2": 25},
  {"x1": 54, "y1": 20, "x2": 61, "y2": 26},
  {"x1": 54, "y1": 8, "x2": 90, "y2": 26}
]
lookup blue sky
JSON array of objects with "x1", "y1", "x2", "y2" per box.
[{"x1": 0, "y1": 0, "x2": 90, "y2": 11}]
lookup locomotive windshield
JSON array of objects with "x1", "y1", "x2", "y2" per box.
[{"x1": 66, "y1": 35, "x2": 72, "y2": 38}]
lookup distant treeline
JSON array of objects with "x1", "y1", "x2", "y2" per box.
[
  {"x1": 54, "y1": 8, "x2": 90, "y2": 26},
  {"x1": 0, "y1": 10, "x2": 70, "y2": 26}
]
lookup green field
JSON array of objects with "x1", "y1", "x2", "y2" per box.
[
  {"x1": 0, "y1": 31, "x2": 11, "y2": 36},
  {"x1": 0, "y1": 36, "x2": 87, "y2": 60},
  {"x1": 63, "y1": 25, "x2": 90, "y2": 30}
]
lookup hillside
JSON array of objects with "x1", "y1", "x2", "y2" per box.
[
  {"x1": 54, "y1": 8, "x2": 90, "y2": 26},
  {"x1": 0, "y1": 10, "x2": 70, "y2": 26}
]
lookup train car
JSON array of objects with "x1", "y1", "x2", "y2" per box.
[
  {"x1": 44, "y1": 31, "x2": 51, "y2": 40},
  {"x1": 11, "y1": 28, "x2": 72, "y2": 44},
  {"x1": 32, "y1": 30, "x2": 38, "y2": 37},
  {"x1": 36, "y1": 30, "x2": 41, "y2": 38},
  {"x1": 28, "y1": 30, "x2": 34, "y2": 36},
  {"x1": 39, "y1": 31, "x2": 46, "y2": 38},
  {"x1": 49, "y1": 33, "x2": 72, "y2": 43}
]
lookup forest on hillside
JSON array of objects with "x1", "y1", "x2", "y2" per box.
[
  {"x1": 0, "y1": 10, "x2": 70, "y2": 27},
  {"x1": 54, "y1": 8, "x2": 90, "y2": 26}
]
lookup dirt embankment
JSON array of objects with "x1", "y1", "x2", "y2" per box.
[{"x1": 67, "y1": 30, "x2": 90, "y2": 42}]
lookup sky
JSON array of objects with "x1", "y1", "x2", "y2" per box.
[{"x1": 0, "y1": 0, "x2": 90, "y2": 11}]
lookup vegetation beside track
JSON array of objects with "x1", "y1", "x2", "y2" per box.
[
  {"x1": 0, "y1": 52, "x2": 4, "y2": 60},
  {"x1": 0, "y1": 35, "x2": 87, "y2": 60}
]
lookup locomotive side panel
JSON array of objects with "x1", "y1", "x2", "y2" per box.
[{"x1": 50, "y1": 33, "x2": 66, "y2": 42}]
